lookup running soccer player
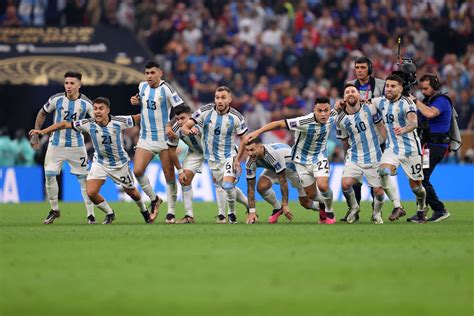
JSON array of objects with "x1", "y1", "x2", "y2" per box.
[
  {"x1": 181, "y1": 86, "x2": 248, "y2": 224},
  {"x1": 167, "y1": 104, "x2": 248, "y2": 223},
  {"x1": 130, "y1": 60, "x2": 186, "y2": 223},
  {"x1": 336, "y1": 83, "x2": 386, "y2": 224},
  {"x1": 371, "y1": 74, "x2": 427, "y2": 223},
  {"x1": 244, "y1": 137, "x2": 323, "y2": 224},
  {"x1": 29, "y1": 71, "x2": 96, "y2": 224},
  {"x1": 30, "y1": 97, "x2": 152, "y2": 224},
  {"x1": 246, "y1": 97, "x2": 337, "y2": 224}
]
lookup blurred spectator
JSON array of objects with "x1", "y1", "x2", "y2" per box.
[
  {"x1": 62, "y1": 0, "x2": 86, "y2": 26},
  {"x1": 0, "y1": 128, "x2": 17, "y2": 167},
  {"x1": 18, "y1": 0, "x2": 45, "y2": 25},
  {"x1": 13, "y1": 129, "x2": 35, "y2": 166},
  {"x1": 1, "y1": 4, "x2": 22, "y2": 26}
]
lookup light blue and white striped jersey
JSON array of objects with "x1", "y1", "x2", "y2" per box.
[
  {"x1": 43, "y1": 93, "x2": 93, "y2": 147},
  {"x1": 167, "y1": 121, "x2": 204, "y2": 154},
  {"x1": 285, "y1": 110, "x2": 337, "y2": 164},
  {"x1": 336, "y1": 103, "x2": 383, "y2": 164},
  {"x1": 372, "y1": 96, "x2": 422, "y2": 157},
  {"x1": 245, "y1": 143, "x2": 297, "y2": 179},
  {"x1": 138, "y1": 80, "x2": 184, "y2": 142},
  {"x1": 191, "y1": 104, "x2": 248, "y2": 162},
  {"x1": 73, "y1": 116, "x2": 135, "y2": 168}
]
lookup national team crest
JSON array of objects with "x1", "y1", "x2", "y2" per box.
[
  {"x1": 173, "y1": 95, "x2": 182, "y2": 103},
  {"x1": 290, "y1": 121, "x2": 297, "y2": 128}
]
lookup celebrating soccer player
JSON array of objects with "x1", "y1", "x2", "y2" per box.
[{"x1": 30, "y1": 97, "x2": 152, "y2": 224}]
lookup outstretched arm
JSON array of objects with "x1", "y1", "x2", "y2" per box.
[
  {"x1": 29, "y1": 121, "x2": 73, "y2": 137},
  {"x1": 394, "y1": 112, "x2": 418, "y2": 135},
  {"x1": 246, "y1": 120, "x2": 287, "y2": 143},
  {"x1": 30, "y1": 108, "x2": 48, "y2": 150},
  {"x1": 245, "y1": 177, "x2": 258, "y2": 224},
  {"x1": 278, "y1": 172, "x2": 293, "y2": 221}
]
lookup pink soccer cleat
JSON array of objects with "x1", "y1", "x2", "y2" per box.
[{"x1": 268, "y1": 209, "x2": 283, "y2": 224}]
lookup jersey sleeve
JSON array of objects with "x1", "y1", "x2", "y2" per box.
[
  {"x1": 42, "y1": 96, "x2": 57, "y2": 114},
  {"x1": 191, "y1": 105, "x2": 210, "y2": 125},
  {"x1": 285, "y1": 114, "x2": 312, "y2": 132},
  {"x1": 117, "y1": 115, "x2": 135, "y2": 129},
  {"x1": 271, "y1": 152, "x2": 287, "y2": 174},
  {"x1": 86, "y1": 102, "x2": 94, "y2": 118},
  {"x1": 72, "y1": 119, "x2": 92, "y2": 133},
  {"x1": 370, "y1": 97, "x2": 382, "y2": 111},
  {"x1": 245, "y1": 159, "x2": 257, "y2": 179},
  {"x1": 336, "y1": 117, "x2": 348, "y2": 139},
  {"x1": 236, "y1": 116, "x2": 248, "y2": 136},
  {"x1": 167, "y1": 122, "x2": 181, "y2": 147},
  {"x1": 405, "y1": 98, "x2": 417, "y2": 114},
  {"x1": 164, "y1": 83, "x2": 184, "y2": 108}
]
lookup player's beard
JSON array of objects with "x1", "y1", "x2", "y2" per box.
[{"x1": 346, "y1": 96, "x2": 358, "y2": 107}]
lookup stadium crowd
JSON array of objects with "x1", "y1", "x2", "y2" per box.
[{"x1": 0, "y1": 0, "x2": 473, "y2": 166}]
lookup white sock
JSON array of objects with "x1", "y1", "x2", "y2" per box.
[
  {"x1": 45, "y1": 175, "x2": 59, "y2": 211},
  {"x1": 321, "y1": 188, "x2": 334, "y2": 213},
  {"x1": 134, "y1": 198, "x2": 147, "y2": 213},
  {"x1": 96, "y1": 200, "x2": 113, "y2": 215},
  {"x1": 78, "y1": 177, "x2": 95, "y2": 217},
  {"x1": 374, "y1": 194, "x2": 384, "y2": 214},
  {"x1": 309, "y1": 200, "x2": 320, "y2": 211},
  {"x1": 412, "y1": 186, "x2": 427, "y2": 210},
  {"x1": 235, "y1": 187, "x2": 249, "y2": 209},
  {"x1": 215, "y1": 184, "x2": 227, "y2": 216},
  {"x1": 136, "y1": 175, "x2": 156, "y2": 200},
  {"x1": 182, "y1": 185, "x2": 194, "y2": 217},
  {"x1": 261, "y1": 188, "x2": 281, "y2": 210},
  {"x1": 381, "y1": 174, "x2": 401, "y2": 208},
  {"x1": 166, "y1": 182, "x2": 177, "y2": 215},
  {"x1": 225, "y1": 187, "x2": 236, "y2": 215},
  {"x1": 342, "y1": 188, "x2": 358, "y2": 211}
]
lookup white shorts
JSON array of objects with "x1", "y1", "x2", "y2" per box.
[
  {"x1": 342, "y1": 160, "x2": 382, "y2": 188},
  {"x1": 295, "y1": 159, "x2": 330, "y2": 187},
  {"x1": 261, "y1": 169, "x2": 306, "y2": 197},
  {"x1": 44, "y1": 145, "x2": 88, "y2": 176},
  {"x1": 380, "y1": 149, "x2": 424, "y2": 181},
  {"x1": 208, "y1": 158, "x2": 236, "y2": 184},
  {"x1": 136, "y1": 138, "x2": 168, "y2": 155},
  {"x1": 87, "y1": 162, "x2": 135, "y2": 189},
  {"x1": 183, "y1": 152, "x2": 204, "y2": 174}
]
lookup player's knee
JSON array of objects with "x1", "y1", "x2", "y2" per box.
[
  {"x1": 299, "y1": 198, "x2": 312, "y2": 209},
  {"x1": 86, "y1": 186, "x2": 98, "y2": 199},
  {"x1": 257, "y1": 184, "x2": 269, "y2": 195},
  {"x1": 377, "y1": 167, "x2": 393, "y2": 177},
  {"x1": 318, "y1": 183, "x2": 329, "y2": 192},
  {"x1": 222, "y1": 181, "x2": 234, "y2": 191},
  {"x1": 341, "y1": 180, "x2": 352, "y2": 191},
  {"x1": 411, "y1": 185, "x2": 424, "y2": 194},
  {"x1": 133, "y1": 168, "x2": 144, "y2": 178},
  {"x1": 373, "y1": 187, "x2": 384, "y2": 198}
]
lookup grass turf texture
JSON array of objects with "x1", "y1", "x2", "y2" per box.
[{"x1": 1, "y1": 201, "x2": 472, "y2": 316}]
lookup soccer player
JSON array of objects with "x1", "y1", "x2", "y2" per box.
[
  {"x1": 181, "y1": 86, "x2": 248, "y2": 224},
  {"x1": 371, "y1": 74, "x2": 427, "y2": 223},
  {"x1": 246, "y1": 97, "x2": 337, "y2": 224},
  {"x1": 130, "y1": 60, "x2": 186, "y2": 223},
  {"x1": 30, "y1": 97, "x2": 152, "y2": 224},
  {"x1": 336, "y1": 83, "x2": 387, "y2": 224},
  {"x1": 167, "y1": 104, "x2": 248, "y2": 223},
  {"x1": 244, "y1": 137, "x2": 323, "y2": 224},
  {"x1": 29, "y1": 71, "x2": 96, "y2": 224}
]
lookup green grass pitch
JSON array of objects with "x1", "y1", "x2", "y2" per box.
[{"x1": 1, "y1": 201, "x2": 473, "y2": 316}]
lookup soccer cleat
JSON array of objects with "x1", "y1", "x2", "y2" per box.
[
  {"x1": 325, "y1": 213, "x2": 336, "y2": 225},
  {"x1": 165, "y1": 213, "x2": 176, "y2": 224},
  {"x1": 388, "y1": 207, "x2": 406, "y2": 221},
  {"x1": 346, "y1": 208, "x2": 360, "y2": 224},
  {"x1": 44, "y1": 210, "x2": 60, "y2": 224},
  {"x1": 373, "y1": 212, "x2": 384, "y2": 224},
  {"x1": 268, "y1": 209, "x2": 283, "y2": 224},
  {"x1": 141, "y1": 211, "x2": 152, "y2": 224},
  {"x1": 149, "y1": 196, "x2": 163, "y2": 223},
  {"x1": 176, "y1": 215, "x2": 195, "y2": 224},
  {"x1": 216, "y1": 214, "x2": 226, "y2": 224},
  {"x1": 427, "y1": 211, "x2": 451, "y2": 223},
  {"x1": 102, "y1": 212, "x2": 115, "y2": 225},
  {"x1": 87, "y1": 215, "x2": 96, "y2": 224},
  {"x1": 407, "y1": 211, "x2": 427, "y2": 223},
  {"x1": 228, "y1": 213, "x2": 237, "y2": 224}
]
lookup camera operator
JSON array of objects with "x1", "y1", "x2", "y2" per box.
[
  {"x1": 341, "y1": 56, "x2": 388, "y2": 222},
  {"x1": 409, "y1": 73, "x2": 451, "y2": 222}
]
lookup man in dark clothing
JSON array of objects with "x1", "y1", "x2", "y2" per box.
[{"x1": 409, "y1": 73, "x2": 451, "y2": 222}]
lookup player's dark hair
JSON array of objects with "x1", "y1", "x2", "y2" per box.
[
  {"x1": 420, "y1": 73, "x2": 441, "y2": 90},
  {"x1": 246, "y1": 136, "x2": 262, "y2": 146},
  {"x1": 145, "y1": 60, "x2": 161, "y2": 69},
  {"x1": 216, "y1": 86, "x2": 232, "y2": 94},
  {"x1": 315, "y1": 97, "x2": 330, "y2": 105},
  {"x1": 174, "y1": 104, "x2": 192, "y2": 116},
  {"x1": 343, "y1": 82, "x2": 358, "y2": 92},
  {"x1": 385, "y1": 74, "x2": 404, "y2": 86},
  {"x1": 64, "y1": 71, "x2": 82, "y2": 80},
  {"x1": 93, "y1": 97, "x2": 110, "y2": 108}
]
